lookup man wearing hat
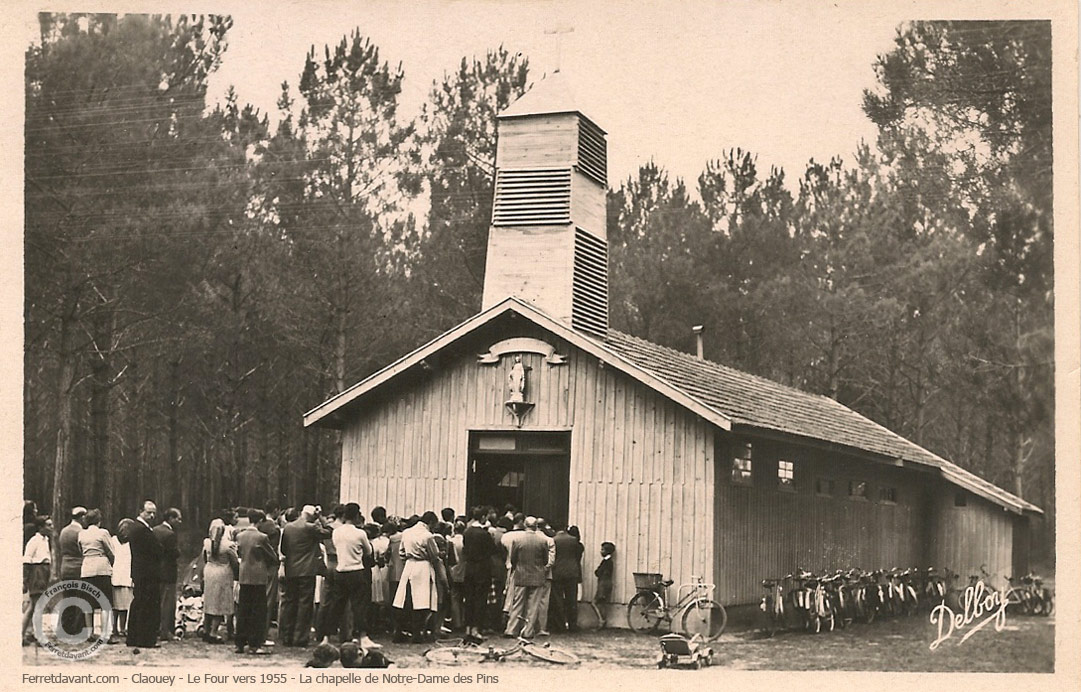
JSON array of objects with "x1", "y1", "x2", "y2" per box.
[{"x1": 58, "y1": 506, "x2": 88, "y2": 635}]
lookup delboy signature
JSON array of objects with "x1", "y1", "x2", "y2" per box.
[{"x1": 929, "y1": 580, "x2": 1008, "y2": 650}]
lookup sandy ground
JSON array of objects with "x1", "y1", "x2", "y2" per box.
[{"x1": 23, "y1": 608, "x2": 1054, "y2": 672}]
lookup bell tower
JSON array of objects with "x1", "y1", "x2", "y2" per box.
[{"x1": 481, "y1": 71, "x2": 609, "y2": 338}]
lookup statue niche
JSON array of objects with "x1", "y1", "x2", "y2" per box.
[{"x1": 505, "y1": 355, "x2": 534, "y2": 426}]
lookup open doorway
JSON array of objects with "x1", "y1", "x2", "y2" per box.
[{"x1": 467, "y1": 431, "x2": 570, "y2": 527}]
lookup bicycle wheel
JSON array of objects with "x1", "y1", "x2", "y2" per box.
[
  {"x1": 1006, "y1": 589, "x2": 1031, "y2": 615},
  {"x1": 523, "y1": 642, "x2": 580, "y2": 665},
  {"x1": 627, "y1": 591, "x2": 666, "y2": 634},
  {"x1": 680, "y1": 598, "x2": 726, "y2": 640},
  {"x1": 425, "y1": 647, "x2": 488, "y2": 665}
]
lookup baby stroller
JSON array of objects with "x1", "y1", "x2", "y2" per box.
[
  {"x1": 174, "y1": 555, "x2": 206, "y2": 639},
  {"x1": 175, "y1": 585, "x2": 206, "y2": 639},
  {"x1": 657, "y1": 632, "x2": 714, "y2": 669}
]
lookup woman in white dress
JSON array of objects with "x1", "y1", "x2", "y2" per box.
[
  {"x1": 22, "y1": 516, "x2": 52, "y2": 644},
  {"x1": 202, "y1": 519, "x2": 238, "y2": 643},
  {"x1": 369, "y1": 524, "x2": 390, "y2": 632},
  {"x1": 110, "y1": 518, "x2": 134, "y2": 642}
]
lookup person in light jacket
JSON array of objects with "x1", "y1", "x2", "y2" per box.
[
  {"x1": 78, "y1": 509, "x2": 114, "y2": 640},
  {"x1": 235, "y1": 508, "x2": 278, "y2": 655},
  {"x1": 505, "y1": 517, "x2": 553, "y2": 640}
]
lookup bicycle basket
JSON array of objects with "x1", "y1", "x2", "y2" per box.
[{"x1": 633, "y1": 572, "x2": 665, "y2": 590}]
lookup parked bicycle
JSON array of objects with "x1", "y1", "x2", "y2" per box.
[
  {"x1": 759, "y1": 577, "x2": 786, "y2": 637},
  {"x1": 1023, "y1": 573, "x2": 1054, "y2": 616},
  {"x1": 921, "y1": 567, "x2": 947, "y2": 611},
  {"x1": 627, "y1": 573, "x2": 727, "y2": 640},
  {"x1": 822, "y1": 571, "x2": 855, "y2": 629},
  {"x1": 424, "y1": 637, "x2": 579, "y2": 666},
  {"x1": 786, "y1": 569, "x2": 833, "y2": 633},
  {"x1": 886, "y1": 568, "x2": 919, "y2": 616}
]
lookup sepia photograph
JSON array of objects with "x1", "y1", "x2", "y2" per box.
[{"x1": 10, "y1": 0, "x2": 1078, "y2": 685}]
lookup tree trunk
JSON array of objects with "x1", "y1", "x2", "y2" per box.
[
  {"x1": 1013, "y1": 433, "x2": 1025, "y2": 498},
  {"x1": 336, "y1": 307, "x2": 347, "y2": 394},
  {"x1": 168, "y1": 357, "x2": 180, "y2": 505},
  {"x1": 827, "y1": 321, "x2": 839, "y2": 401},
  {"x1": 50, "y1": 296, "x2": 77, "y2": 579}
]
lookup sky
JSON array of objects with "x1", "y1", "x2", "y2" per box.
[{"x1": 196, "y1": 0, "x2": 914, "y2": 189}]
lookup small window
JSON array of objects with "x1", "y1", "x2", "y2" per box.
[
  {"x1": 731, "y1": 442, "x2": 753, "y2": 485},
  {"x1": 815, "y1": 478, "x2": 835, "y2": 496},
  {"x1": 879, "y1": 486, "x2": 897, "y2": 504},
  {"x1": 777, "y1": 460, "x2": 795, "y2": 490},
  {"x1": 848, "y1": 480, "x2": 868, "y2": 500},
  {"x1": 954, "y1": 492, "x2": 967, "y2": 507}
]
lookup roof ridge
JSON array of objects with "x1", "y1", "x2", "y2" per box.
[
  {"x1": 604, "y1": 328, "x2": 1039, "y2": 514},
  {"x1": 606, "y1": 328, "x2": 838, "y2": 402}
]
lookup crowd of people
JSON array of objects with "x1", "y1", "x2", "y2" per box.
[
  {"x1": 22, "y1": 497, "x2": 618, "y2": 658},
  {"x1": 21, "y1": 500, "x2": 181, "y2": 648}
]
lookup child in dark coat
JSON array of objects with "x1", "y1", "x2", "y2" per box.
[{"x1": 591, "y1": 542, "x2": 615, "y2": 627}]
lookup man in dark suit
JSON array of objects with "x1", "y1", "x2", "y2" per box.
[
  {"x1": 278, "y1": 504, "x2": 331, "y2": 647},
  {"x1": 550, "y1": 525, "x2": 583, "y2": 632},
  {"x1": 127, "y1": 500, "x2": 163, "y2": 648},
  {"x1": 57, "y1": 506, "x2": 87, "y2": 635},
  {"x1": 236, "y1": 508, "x2": 278, "y2": 654},
  {"x1": 505, "y1": 517, "x2": 552, "y2": 640},
  {"x1": 461, "y1": 506, "x2": 495, "y2": 643},
  {"x1": 152, "y1": 507, "x2": 183, "y2": 640},
  {"x1": 257, "y1": 501, "x2": 282, "y2": 642}
]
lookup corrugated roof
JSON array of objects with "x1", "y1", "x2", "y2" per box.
[{"x1": 602, "y1": 330, "x2": 1041, "y2": 515}]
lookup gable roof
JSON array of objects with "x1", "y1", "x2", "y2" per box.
[
  {"x1": 304, "y1": 297, "x2": 1040, "y2": 516},
  {"x1": 303, "y1": 297, "x2": 732, "y2": 433}
]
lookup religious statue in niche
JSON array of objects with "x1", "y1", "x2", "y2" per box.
[
  {"x1": 505, "y1": 355, "x2": 534, "y2": 427},
  {"x1": 508, "y1": 355, "x2": 528, "y2": 402}
]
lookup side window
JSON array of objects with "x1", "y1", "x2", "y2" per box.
[
  {"x1": 879, "y1": 486, "x2": 897, "y2": 504},
  {"x1": 731, "y1": 442, "x2": 753, "y2": 486},
  {"x1": 848, "y1": 480, "x2": 869, "y2": 500},
  {"x1": 815, "y1": 477, "x2": 835, "y2": 497},
  {"x1": 777, "y1": 460, "x2": 795, "y2": 490}
]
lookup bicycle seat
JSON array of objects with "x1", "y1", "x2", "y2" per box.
[{"x1": 662, "y1": 579, "x2": 675, "y2": 587}]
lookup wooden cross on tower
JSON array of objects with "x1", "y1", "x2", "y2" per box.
[{"x1": 544, "y1": 24, "x2": 574, "y2": 73}]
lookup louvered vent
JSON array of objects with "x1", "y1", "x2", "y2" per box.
[
  {"x1": 492, "y1": 168, "x2": 572, "y2": 226},
  {"x1": 577, "y1": 118, "x2": 607, "y2": 186},
  {"x1": 572, "y1": 228, "x2": 609, "y2": 337}
]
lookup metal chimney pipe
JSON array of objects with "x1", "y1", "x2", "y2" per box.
[{"x1": 693, "y1": 325, "x2": 704, "y2": 360}]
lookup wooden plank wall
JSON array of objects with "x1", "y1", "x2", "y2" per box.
[
  {"x1": 481, "y1": 225, "x2": 574, "y2": 318},
  {"x1": 497, "y1": 115, "x2": 577, "y2": 168},
  {"x1": 926, "y1": 487, "x2": 1015, "y2": 588},
  {"x1": 570, "y1": 169, "x2": 606, "y2": 239},
  {"x1": 712, "y1": 436, "x2": 927, "y2": 605},
  {"x1": 340, "y1": 324, "x2": 715, "y2": 606}
]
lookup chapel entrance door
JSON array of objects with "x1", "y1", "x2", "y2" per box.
[{"x1": 467, "y1": 431, "x2": 570, "y2": 527}]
